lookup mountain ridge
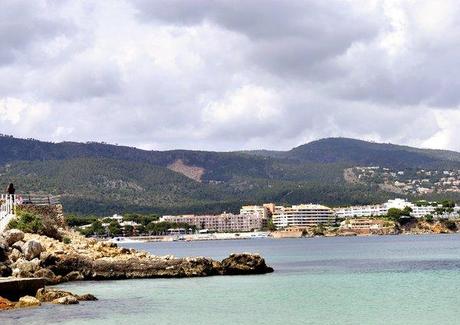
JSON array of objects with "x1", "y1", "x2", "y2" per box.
[{"x1": 1, "y1": 135, "x2": 460, "y2": 215}]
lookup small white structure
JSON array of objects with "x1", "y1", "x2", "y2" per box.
[{"x1": 0, "y1": 195, "x2": 15, "y2": 233}]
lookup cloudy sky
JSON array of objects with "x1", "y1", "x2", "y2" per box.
[{"x1": 1, "y1": 0, "x2": 459, "y2": 151}]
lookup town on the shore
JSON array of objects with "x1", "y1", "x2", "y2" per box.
[{"x1": 74, "y1": 198, "x2": 460, "y2": 240}]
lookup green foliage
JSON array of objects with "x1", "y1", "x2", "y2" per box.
[
  {"x1": 108, "y1": 220, "x2": 122, "y2": 236},
  {"x1": 386, "y1": 207, "x2": 413, "y2": 224},
  {"x1": 145, "y1": 221, "x2": 196, "y2": 235},
  {"x1": 3, "y1": 135, "x2": 460, "y2": 216},
  {"x1": 8, "y1": 209, "x2": 61, "y2": 240},
  {"x1": 442, "y1": 220, "x2": 457, "y2": 231},
  {"x1": 425, "y1": 214, "x2": 434, "y2": 223},
  {"x1": 8, "y1": 211, "x2": 44, "y2": 234},
  {"x1": 62, "y1": 236, "x2": 71, "y2": 244}
]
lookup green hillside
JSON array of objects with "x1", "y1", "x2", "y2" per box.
[{"x1": 1, "y1": 135, "x2": 460, "y2": 215}]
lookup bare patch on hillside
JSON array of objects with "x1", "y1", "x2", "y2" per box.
[
  {"x1": 167, "y1": 159, "x2": 205, "y2": 182},
  {"x1": 343, "y1": 168, "x2": 359, "y2": 184}
]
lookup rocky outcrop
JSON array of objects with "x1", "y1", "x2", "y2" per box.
[
  {"x1": 15, "y1": 295, "x2": 41, "y2": 308},
  {"x1": 221, "y1": 253, "x2": 274, "y2": 275},
  {"x1": 36, "y1": 288, "x2": 98, "y2": 303},
  {"x1": 0, "y1": 297, "x2": 14, "y2": 310},
  {"x1": 0, "y1": 229, "x2": 274, "y2": 287},
  {"x1": 52, "y1": 295, "x2": 79, "y2": 305}
]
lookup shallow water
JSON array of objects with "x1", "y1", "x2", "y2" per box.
[{"x1": 3, "y1": 235, "x2": 460, "y2": 324}]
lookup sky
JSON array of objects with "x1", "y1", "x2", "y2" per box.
[{"x1": 1, "y1": 0, "x2": 460, "y2": 152}]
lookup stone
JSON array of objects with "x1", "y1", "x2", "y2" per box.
[
  {"x1": 3, "y1": 229, "x2": 25, "y2": 246},
  {"x1": 22, "y1": 240, "x2": 44, "y2": 260},
  {"x1": 221, "y1": 253, "x2": 274, "y2": 275},
  {"x1": 75, "y1": 293, "x2": 98, "y2": 301},
  {"x1": 33, "y1": 268, "x2": 58, "y2": 285},
  {"x1": 52, "y1": 295, "x2": 79, "y2": 305},
  {"x1": 65, "y1": 271, "x2": 84, "y2": 281},
  {"x1": 0, "y1": 263, "x2": 12, "y2": 277},
  {"x1": 15, "y1": 295, "x2": 41, "y2": 308},
  {"x1": 12, "y1": 240, "x2": 24, "y2": 252},
  {"x1": 0, "y1": 238, "x2": 8, "y2": 262},
  {"x1": 9, "y1": 248, "x2": 22, "y2": 262},
  {"x1": 12, "y1": 258, "x2": 41, "y2": 274},
  {"x1": 0, "y1": 297, "x2": 14, "y2": 310},
  {"x1": 36, "y1": 288, "x2": 73, "y2": 302}
]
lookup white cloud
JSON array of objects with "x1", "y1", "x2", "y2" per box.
[{"x1": 0, "y1": 0, "x2": 459, "y2": 151}]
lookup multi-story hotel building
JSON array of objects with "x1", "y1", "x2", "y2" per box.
[
  {"x1": 160, "y1": 213, "x2": 265, "y2": 232},
  {"x1": 334, "y1": 205, "x2": 386, "y2": 218},
  {"x1": 272, "y1": 204, "x2": 335, "y2": 229}
]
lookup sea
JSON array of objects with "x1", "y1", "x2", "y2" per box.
[{"x1": 2, "y1": 234, "x2": 460, "y2": 325}]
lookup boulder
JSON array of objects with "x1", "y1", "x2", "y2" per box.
[
  {"x1": 64, "y1": 271, "x2": 84, "y2": 282},
  {"x1": 0, "y1": 238, "x2": 8, "y2": 262},
  {"x1": 221, "y1": 253, "x2": 274, "y2": 275},
  {"x1": 3, "y1": 229, "x2": 25, "y2": 246},
  {"x1": 75, "y1": 293, "x2": 98, "y2": 301},
  {"x1": 9, "y1": 248, "x2": 22, "y2": 262},
  {"x1": 12, "y1": 240, "x2": 24, "y2": 252},
  {"x1": 22, "y1": 240, "x2": 44, "y2": 260},
  {"x1": 33, "y1": 268, "x2": 58, "y2": 285},
  {"x1": 12, "y1": 258, "x2": 41, "y2": 274},
  {"x1": 36, "y1": 288, "x2": 74, "y2": 302},
  {"x1": 0, "y1": 297, "x2": 14, "y2": 310},
  {"x1": 52, "y1": 295, "x2": 79, "y2": 305},
  {"x1": 15, "y1": 295, "x2": 41, "y2": 308},
  {"x1": 0, "y1": 263, "x2": 12, "y2": 277}
]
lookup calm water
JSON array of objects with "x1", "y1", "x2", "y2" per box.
[{"x1": 3, "y1": 235, "x2": 460, "y2": 324}]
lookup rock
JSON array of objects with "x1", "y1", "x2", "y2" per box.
[
  {"x1": 22, "y1": 240, "x2": 44, "y2": 260},
  {"x1": 15, "y1": 295, "x2": 41, "y2": 308},
  {"x1": 12, "y1": 240, "x2": 24, "y2": 252},
  {"x1": 0, "y1": 238, "x2": 8, "y2": 262},
  {"x1": 12, "y1": 258, "x2": 41, "y2": 274},
  {"x1": 0, "y1": 263, "x2": 12, "y2": 277},
  {"x1": 52, "y1": 295, "x2": 79, "y2": 305},
  {"x1": 9, "y1": 248, "x2": 22, "y2": 262},
  {"x1": 49, "y1": 254, "x2": 93, "y2": 278},
  {"x1": 3, "y1": 229, "x2": 25, "y2": 246},
  {"x1": 0, "y1": 297, "x2": 14, "y2": 310},
  {"x1": 221, "y1": 253, "x2": 274, "y2": 275},
  {"x1": 33, "y1": 268, "x2": 58, "y2": 285},
  {"x1": 75, "y1": 293, "x2": 98, "y2": 301},
  {"x1": 65, "y1": 271, "x2": 84, "y2": 281},
  {"x1": 36, "y1": 288, "x2": 73, "y2": 302}
]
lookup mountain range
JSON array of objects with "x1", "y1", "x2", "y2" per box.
[{"x1": 1, "y1": 135, "x2": 460, "y2": 215}]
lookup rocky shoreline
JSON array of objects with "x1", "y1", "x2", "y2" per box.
[{"x1": 0, "y1": 228, "x2": 273, "y2": 311}]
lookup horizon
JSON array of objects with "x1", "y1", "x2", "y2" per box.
[{"x1": 1, "y1": 1, "x2": 460, "y2": 152}]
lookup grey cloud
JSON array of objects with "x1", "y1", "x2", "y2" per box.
[
  {"x1": 0, "y1": 0, "x2": 74, "y2": 65},
  {"x1": 133, "y1": 0, "x2": 381, "y2": 79}
]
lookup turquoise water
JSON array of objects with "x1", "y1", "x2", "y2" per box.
[{"x1": 3, "y1": 235, "x2": 460, "y2": 324}]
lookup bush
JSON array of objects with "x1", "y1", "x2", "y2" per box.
[
  {"x1": 62, "y1": 236, "x2": 71, "y2": 244},
  {"x1": 443, "y1": 220, "x2": 457, "y2": 231},
  {"x1": 8, "y1": 210, "x2": 62, "y2": 240}
]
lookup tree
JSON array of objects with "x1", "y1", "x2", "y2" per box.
[
  {"x1": 108, "y1": 220, "x2": 122, "y2": 236},
  {"x1": 91, "y1": 220, "x2": 105, "y2": 236}
]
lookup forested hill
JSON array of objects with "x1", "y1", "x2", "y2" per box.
[{"x1": 1, "y1": 135, "x2": 460, "y2": 215}]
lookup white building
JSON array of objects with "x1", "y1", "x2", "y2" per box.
[
  {"x1": 240, "y1": 205, "x2": 269, "y2": 219},
  {"x1": 272, "y1": 204, "x2": 335, "y2": 229},
  {"x1": 334, "y1": 205, "x2": 386, "y2": 218},
  {"x1": 160, "y1": 213, "x2": 265, "y2": 232}
]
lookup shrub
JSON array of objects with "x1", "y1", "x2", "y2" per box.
[
  {"x1": 8, "y1": 210, "x2": 62, "y2": 240},
  {"x1": 62, "y1": 236, "x2": 71, "y2": 244}
]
